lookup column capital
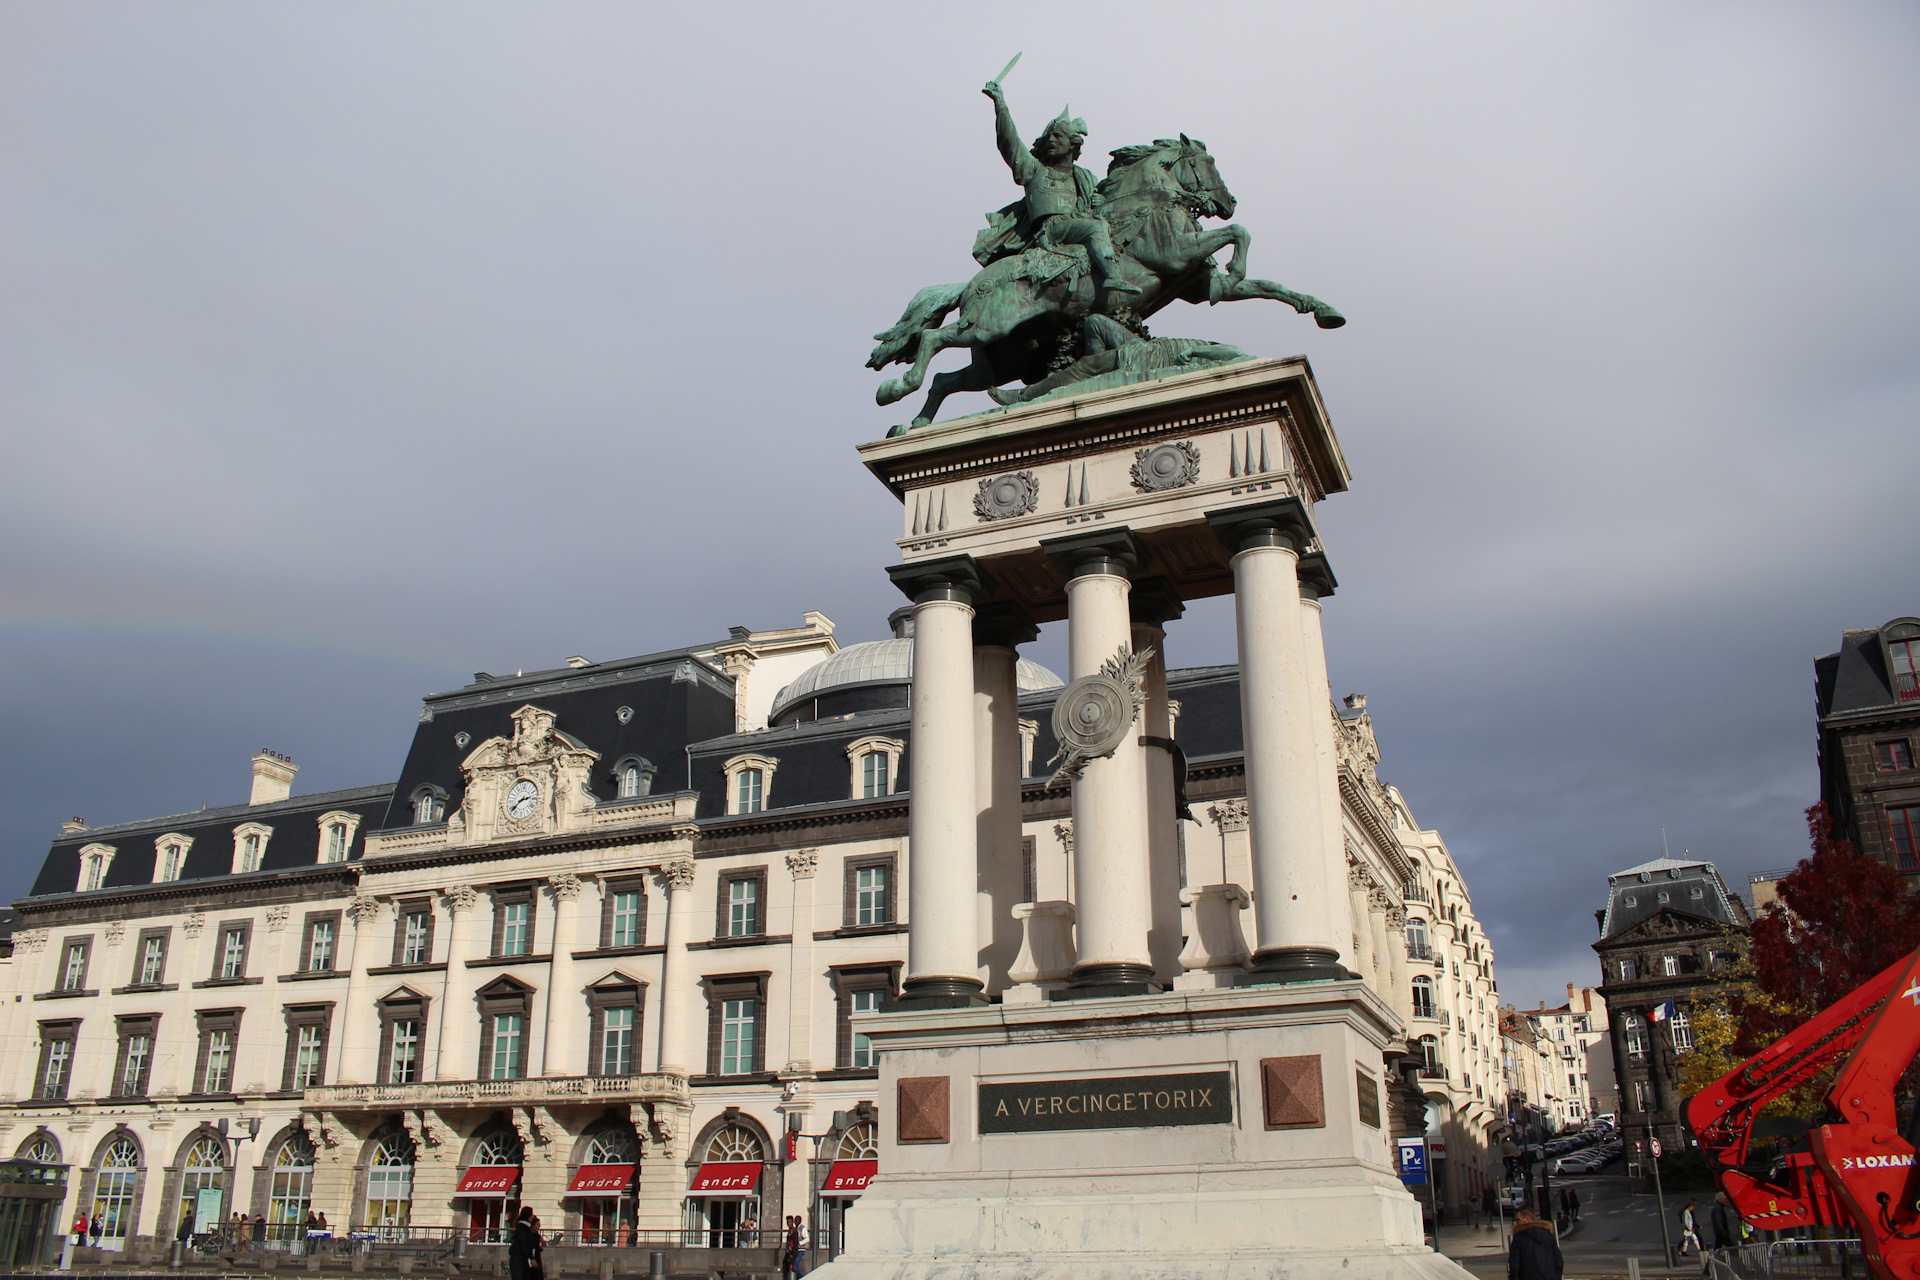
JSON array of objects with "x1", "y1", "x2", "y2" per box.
[
  {"x1": 1297, "y1": 551, "x2": 1338, "y2": 600},
  {"x1": 549, "y1": 873, "x2": 585, "y2": 902},
  {"x1": 657, "y1": 858, "x2": 696, "y2": 893},
  {"x1": 442, "y1": 885, "x2": 479, "y2": 914},
  {"x1": 886, "y1": 555, "x2": 991, "y2": 606},
  {"x1": 785, "y1": 849, "x2": 819, "y2": 880},
  {"x1": 1040, "y1": 527, "x2": 1145, "y2": 581},
  {"x1": 1127, "y1": 576, "x2": 1186, "y2": 627},
  {"x1": 1206, "y1": 496, "x2": 1315, "y2": 555},
  {"x1": 971, "y1": 601, "x2": 1038, "y2": 649},
  {"x1": 349, "y1": 895, "x2": 384, "y2": 926}
]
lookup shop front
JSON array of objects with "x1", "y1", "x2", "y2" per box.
[
  {"x1": 570, "y1": 1125, "x2": 640, "y2": 1245},
  {"x1": 814, "y1": 1122, "x2": 877, "y2": 1263}
]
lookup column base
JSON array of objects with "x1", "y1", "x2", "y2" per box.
[
  {"x1": 1236, "y1": 946, "x2": 1354, "y2": 986},
  {"x1": 1054, "y1": 961, "x2": 1161, "y2": 1001},
  {"x1": 889, "y1": 976, "x2": 989, "y2": 1010}
]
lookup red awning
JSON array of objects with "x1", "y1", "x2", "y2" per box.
[
  {"x1": 821, "y1": 1160, "x2": 877, "y2": 1194},
  {"x1": 689, "y1": 1161, "x2": 763, "y2": 1193},
  {"x1": 567, "y1": 1164, "x2": 636, "y2": 1194},
  {"x1": 455, "y1": 1166, "x2": 520, "y2": 1197}
]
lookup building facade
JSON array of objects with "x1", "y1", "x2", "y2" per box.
[
  {"x1": 1530, "y1": 987, "x2": 1615, "y2": 1129},
  {"x1": 1815, "y1": 616, "x2": 1920, "y2": 877},
  {"x1": 1591, "y1": 856, "x2": 1750, "y2": 1159},
  {"x1": 1, "y1": 609, "x2": 1498, "y2": 1251}
]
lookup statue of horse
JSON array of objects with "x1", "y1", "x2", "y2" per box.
[{"x1": 870, "y1": 136, "x2": 1344, "y2": 428}]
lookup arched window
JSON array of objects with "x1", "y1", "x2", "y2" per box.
[
  {"x1": 366, "y1": 1133, "x2": 415, "y2": 1234},
  {"x1": 704, "y1": 1126, "x2": 765, "y2": 1163},
  {"x1": 1670, "y1": 1008, "x2": 1694, "y2": 1052},
  {"x1": 1418, "y1": 1035, "x2": 1440, "y2": 1075},
  {"x1": 835, "y1": 1123, "x2": 877, "y2": 1160},
  {"x1": 1406, "y1": 918, "x2": 1429, "y2": 960},
  {"x1": 268, "y1": 1135, "x2": 314, "y2": 1240},
  {"x1": 174, "y1": 1136, "x2": 226, "y2": 1236},
  {"x1": 93, "y1": 1139, "x2": 141, "y2": 1245},
  {"x1": 587, "y1": 1127, "x2": 639, "y2": 1165},
  {"x1": 1411, "y1": 976, "x2": 1435, "y2": 1019},
  {"x1": 614, "y1": 758, "x2": 656, "y2": 800},
  {"x1": 579, "y1": 1126, "x2": 639, "y2": 1245},
  {"x1": 476, "y1": 1132, "x2": 523, "y2": 1165},
  {"x1": 1623, "y1": 1013, "x2": 1647, "y2": 1060},
  {"x1": 19, "y1": 1136, "x2": 58, "y2": 1164},
  {"x1": 411, "y1": 788, "x2": 446, "y2": 826}
]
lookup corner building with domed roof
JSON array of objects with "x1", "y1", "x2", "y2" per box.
[{"x1": 0, "y1": 608, "x2": 1504, "y2": 1263}]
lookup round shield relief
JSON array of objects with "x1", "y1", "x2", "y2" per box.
[{"x1": 1051, "y1": 674, "x2": 1135, "y2": 759}]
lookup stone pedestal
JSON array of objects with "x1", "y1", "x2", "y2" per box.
[{"x1": 819, "y1": 984, "x2": 1470, "y2": 1280}]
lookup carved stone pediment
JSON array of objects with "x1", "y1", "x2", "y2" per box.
[
  {"x1": 1600, "y1": 906, "x2": 1727, "y2": 946},
  {"x1": 454, "y1": 704, "x2": 600, "y2": 846}
]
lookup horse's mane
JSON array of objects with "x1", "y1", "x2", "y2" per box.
[{"x1": 1104, "y1": 139, "x2": 1186, "y2": 176}]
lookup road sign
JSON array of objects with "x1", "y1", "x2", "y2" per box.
[
  {"x1": 1650, "y1": 1137, "x2": 1663, "y2": 1157},
  {"x1": 1397, "y1": 1138, "x2": 1428, "y2": 1185}
]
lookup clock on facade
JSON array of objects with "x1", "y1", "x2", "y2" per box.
[{"x1": 504, "y1": 779, "x2": 539, "y2": 821}]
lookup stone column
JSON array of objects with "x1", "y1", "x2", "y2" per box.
[
  {"x1": 1347, "y1": 869, "x2": 1377, "y2": 989},
  {"x1": 335, "y1": 895, "x2": 383, "y2": 1084},
  {"x1": 1043, "y1": 531, "x2": 1154, "y2": 991},
  {"x1": 1208, "y1": 501, "x2": 1351, "y2": 984},
  {"x1": 886, "y1": 557, "x2": 987, "y2": 1005},
  {"x1": 783, "y1": 851, "x2": 819, "y2": 1073},
  {"x1": 1368, "y1": 890, "x2": 1395, "y2": 991},
  {"x1": 1130, "y1": 579, "x2": 1186, "y2": 986},
  {"x1": 654, "y1": 859, "x2": 697, "y2": 1075},
  {"x1": 1297, "y1": 554, "x2": 1356, "y2": 967},
  {"x1": 1385, "y1": 906, "x2": 1412, "y2": 1021},
  {"x1": 972, "y1": 604, "x2": 1036, "y2": 994},
  {"x1": 434, "y1": 886, "x2": 480, "y2": 1081},
  {"x1": 543, "y1": 874, "x2": 586, "y2": 1077}
]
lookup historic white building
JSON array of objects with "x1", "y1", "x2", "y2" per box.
[
  {"x1": 1, "y1": 603, "x2": 1498, "y2": 1254},
  {"x1": 1532, "y1": 987, "x2": 1615, "y2": 1129}
]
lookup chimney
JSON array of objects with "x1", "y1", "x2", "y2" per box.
[
  {"x1": 61, "y1": 817, "x2": 88, "y2": 835},
  {"x1": 250, "y1": 750, "x2": 298, "y2": 805}
]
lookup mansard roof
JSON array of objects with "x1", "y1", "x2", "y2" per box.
[
  {"x1": 1599, "y1": 854, "x2": 1746, "y2": 939},
  {"x1": 1816, "y1": 618, "x2": 1920, "y2": 721}
]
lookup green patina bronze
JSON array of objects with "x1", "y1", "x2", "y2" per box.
[{"x1": 871, "y1": 70, "x2": 1345, "y2": 432}]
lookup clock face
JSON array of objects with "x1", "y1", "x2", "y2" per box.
[{"x1": 504, "y1": 779, "x2": 540, "y2": 821}]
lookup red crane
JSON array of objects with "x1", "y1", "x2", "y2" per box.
[{"x1": 1683, "y1": 948, "x2": 1920, "y2": 1279}]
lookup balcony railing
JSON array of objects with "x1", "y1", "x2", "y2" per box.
[
  {"x1": 1406, "y1": 942, "x2": 1432, "y2": 961},
  {"x1": 1418, "y1": 1064, "x2": 1448, "y2": 1082},
  {"x1": 302, "y1": 1073, "x2": 689, "y2": 1110}
]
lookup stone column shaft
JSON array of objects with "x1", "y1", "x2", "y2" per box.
[
  {"x1": 1132, "y1": 611, "x2": 1183, "y2": 985},
  {"x1": 1065, "y1": 568, "x2": 1154, "y2": 986},
  {"x1": 902, "y1": 582, "x2": 983, "y2": 1001},
  {"x1": 336, "y1": 897, "x2": 381, "y2": 1083},
  {"x1": 1348, "y1": 880, "x2": 1377, "y2": 988},
  {"x1": 655, "y1": 860, "x2": 696, "y2": 1075},
  {"x1": 434, "y1": 889, "x2": 480, "y2": 1080},
  {"x1": 1297, "y1": 587, "x2": 1356, "y2": 966},
  {"x1": 543, "y1": 875, "x2": 585, "y2": 1077},
  {"x1": 971, "y1": 614, "x2": 1032, "y2": 994},
  {"x1": 784, "y1": 851, "x2": 819, "y2": 1071}
]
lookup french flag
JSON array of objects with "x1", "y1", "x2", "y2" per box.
[{"x1": 1649, "y1": 999, "x2": 1675, "y2": 1023}]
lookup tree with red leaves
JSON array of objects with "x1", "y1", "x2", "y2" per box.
[{"x1": 1740, "y1": 803, "x2": 1920, "y2": 1052}]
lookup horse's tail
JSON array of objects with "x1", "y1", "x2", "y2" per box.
[{"x1": 868, "y1": 283, "x2": 966, "y2": 369}]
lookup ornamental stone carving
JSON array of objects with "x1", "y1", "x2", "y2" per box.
[
  {"x1": 550, "y1": 873, "x2": 584, "y2": 901},
  {"x1": 973, "y1": 471, "x2": 1038, "y2": 521},
  {"x1": 1047, "y1": 644, "x2": 1153, "y2": 786},
  {"x1": 1385, "y1": 907, "x2": 1407, "y2": 931},
  {"x1": 1053, "y1": 822, "x2": 1074, "y2": 855},
  {"x1": 13, "y1": 929, "x2": 48, "y2": 955},
  {"x1": 181, "y1": 914, "x2": 207, "y2": 938},
  {"x1": 104, "y1": 922, "x2": 126, "y2": 945},
  {"x1": 659, "y1": 859, "x2": 697, "y2": 893},
  {"x1": 1130, "y1": 440, "x2": 1201, "y2": 492},
  {"x1": 1209, "y1": 799, "x2": 1249, "y2": 833},
  {"x1": 349, "y1": 895, "x2": 383, "y2": 926},
  {"x1": 265, "y1": 905, "x2": 290, "y2": 933},
  {"x1": 443, "y1": 886, "x2": 480, "y2": 914},
  {"x1": 786, "y1": 850, "x2": 819, "y2": 880}
]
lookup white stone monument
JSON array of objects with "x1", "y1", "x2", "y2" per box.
[{"x1": 815, "y1": 358, "x2": 1473, "y2": 1280}]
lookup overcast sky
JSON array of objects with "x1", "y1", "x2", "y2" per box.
[{"x1": 3, "y1": 3, "x2": 1914, "y2": 1007}]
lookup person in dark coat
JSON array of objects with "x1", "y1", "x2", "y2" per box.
[
  {"x1": 1481, "y1": 1187, "x2": 1497, "y2": 1230},
  {"x1": 509, "y1": 1206, "x2": 543, "y2": 1280},
  {"x1": 1507, "y1": 1209, "x2": 1562, "y2": 1280}
]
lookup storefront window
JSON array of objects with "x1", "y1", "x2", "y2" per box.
[
  {"x1": 174, "y1": 1137, "x2": 225, "y2": 1236},
  {"x1": 92, "y1": 1140, "x2": 140, "y2": 1249},
  {"x1": 365, "y1": 1134, "x2": 415, "y2": 1237},
  {"x1": 268, "y1": 1136, "x2": 314, "y2": 1244},
  {"x1": 578, "y1": 1129, "x2": 638, "y2": 1246}
]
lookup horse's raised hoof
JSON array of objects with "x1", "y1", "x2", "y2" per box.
[
  {"x1": 886, "y1": 423, "x2": 913, "y2": 438},
  {"x1": 877, "y1": 378, "x2": 911, "y2": 406},
  {"x1": 910, "y1": 416, "x2": 933, "y2": 430},
  {"x1": 1314, "y1": 308, "x2": 1346, "y2": 330}
]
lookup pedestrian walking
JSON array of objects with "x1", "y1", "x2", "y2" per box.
[
  {"x1": 509, "y1": 1206, "x2": 543, "y2": 1280},
  {"x1": 1678, "y1": 1199, "x2": 1702, "y2": 1256},
  {"x1": 89, "y1": 1211, "x2": 104, "y2": 1248},
  {"x1": 1565, "y1": 1187, "x2": 1580, "y2": 1223},
  {"x1": 1506, "y1": 1208, "x2": 1562, "y2": 1280},
  {"x1": 1481, "y1": 1187, "x2": 1496, "y2": 1230},
  {"x1": 793, "y1": 1216, "x2": 809, "y2": 1276}
]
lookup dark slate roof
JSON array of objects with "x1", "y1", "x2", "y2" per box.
[
  {"x1": 23, "y1": 784, "x2": 393, "y2": 901},
  {"x1": 1817, "y1": 619, "x2": 1920, "y2": 719},
  {"x1": 1598, "y1": 856, "x2": 1745, "y2": 939}
]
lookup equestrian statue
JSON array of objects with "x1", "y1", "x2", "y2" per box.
[{"x1": 870, "y1": 65, "x2": 1345, "y2": 432}]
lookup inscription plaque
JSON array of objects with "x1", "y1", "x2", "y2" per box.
[{"x1": 979, "y1": 1070, "x2": 1233, "y2": 1133}]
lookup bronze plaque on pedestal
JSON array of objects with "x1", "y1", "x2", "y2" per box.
[{"x1": 979, "y1": 1070, "x2": 1233, "y2": 1133}]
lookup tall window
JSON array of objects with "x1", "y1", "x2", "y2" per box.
[
  {"x1": 1891, "y1": 807, "x2": 1920, "y2": 872},
  {"x1": 619, "y1": 762, "x2": 653, "y2": 798},
  {"x1": 1623, "y1": 1013, "x2": 1647, "y2": 1060},
  {"x1": 736, "y1": 768, "x2": 764, "y2": 814},
  {"x1": 610, "y1": 892, "x2": 643, "y2": 947},
  {"x1": 325, "y1": 824, "x2": 349, "y2": 862},
  {"x1": 269, "y1": 1136, "x2": 315, "y2": 1238},
  {"x1": 601, "y1": 1008, "x2": 635, "y2": 1076},
  {"x1": 240, "y1": 835, "x2": 262, "y2": 873},
  {"x1": 388, "y1": 1021, "x2": 420, "y2": 1084},
  {"x1": 1618, "y1": 958, "x2": 1638, "y2": 981},
  {"x1": 861, "y1": 751, "x2": 889, "y2": 798},
  {"x1": 306, "y1": 921, "x2": 334, "y2": 971},
  {"x1": 401, "y1": 912, "x2": 430, "y2": 965},
  {"x1": 293, "y1": 1027, "x2": 325, "y2": 1088},
  {"x1": 158, "y1": 842, "x2": 187, "y2": 882},
  {"x1": 1891, "y1": 636, "x2": 1919, "y2": 703},
  {"x1": 1411, "y1": 976, "x2": 1435, "y2": 1019},
  {"x1": 1879, "y1": 741, "x2": 1915, "y2": 773},
  {"x1": 413, "y1": 790, "x2": 445, "y2": 825},
  {"x1": 728, "y1": 879, "x2": 760, "y2": 937},
  {"x1": 721, "y1": 998, "x2": 756, "y2": 1075},
  {"x1": 1662, "y1": 954, "x2": 1680, "y2": 977},
  {"x1": 139, "y1": 937, "x2": 166, "y2": 985},
  {"x1": 850, "y1": 990, "x2": 880, "y2": 1068},
  {"x1": 490, "y1": 1014, "x2": 524, "y2": 1079},
  {"x1": 93, "y1": 1140, "x2": 140, "y2": 1244},
  {"x1": 175, "y1": 1137, "x2": 226, "y2": 1236},
  {"x1": 1633, "y1": 1080, "x2": 1651, "y2": 1111},
  {"x1": 203, "y1": 1031, "x2": 235, "y2": 1093},
  {"x1": 119, "y1": 1030, "x2": 154, "y2": 1096},
  {"x1": 83, "y1": 851, "x2": 109, "y2": 890},
  {"x1": 61, "y1": 942, "x2": 88, "y2": 991},
  {"x1": 1419, "y1": 1035, "x2": 1441, "y2": 1074},
  {"x1": 1671, "y1": 1007, "x2": 1694, "y2": 1052},
  {"x1": 38, "y1": 1032, "x2": 75, "y2": 1100},
  {"x1": 500, "y1": 903, "x2": 530, "y2": 956},
  {"x1": 220, "y1": 929, "x2": 248, "y2": 979},
  {"x1": 1406, "y1": 918, "x2": 1429, "y2": 960},
  {"x1": 366, "y1": 1134, "x2": 414, "y2": 1233},
  {"x1": 854, "y1": 865, "x2": 888, "y2": 927}
]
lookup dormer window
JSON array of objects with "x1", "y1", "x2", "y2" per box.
[
  {"x1": 154, "y1": 835, "x2": 192, "y2": 883},
  {"x1": 1886, "y1": 622, "x2": 1920, "y2": 702},
  {"x1": 845, "y1": 737, "x2": 904, "y2": 800},
  {"x1": 613, "y1": 757, "x2": 657, "y2": 800},
  {"x1": 78, "y1": 843, "x2": 116, "y2": 892},
  {"x1": 232, "y1": 823, "x2": 273, "y2": 874},
  {"x1": 722, "y1": 754, "x2": 779, "y2": 816},
  {"x1": 316, "y1": 811, "x2": 363, "y2": 864},
  {"x1": 410, "y1": 787, "x2": 447, "y2": 826}
]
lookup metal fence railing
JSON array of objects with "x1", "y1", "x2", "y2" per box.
[
  {"x1": 1704, "y1": 1238, "x2": 1868, "y2": 1280},
  {"x1": 190, "y1": 1225, "x2": 786, "y2": 1257}
]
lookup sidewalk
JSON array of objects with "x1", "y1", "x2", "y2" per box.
[{"x1": 1438, "y1": 1221, "x2": 1702, "y2": 1280}]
